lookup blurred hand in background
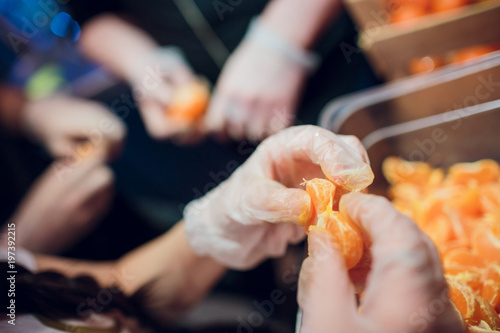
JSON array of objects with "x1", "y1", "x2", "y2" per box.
[
  {"x1": 206, "y1": 0, "x2": 341, "y2": 142},
  {"x1": 205, "y1": 32, "x2": 308, "y2": 142},
  {"x1": 80, "y1": 15, "x2": 204, "y2": 141},
  {"x1": 22, "y1": 95, "x2": 126, "y2": 162}
]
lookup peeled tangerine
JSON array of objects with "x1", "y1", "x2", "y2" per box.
[
  {"x1": 166, "y1": 80, "x2": 210, "y2": 125},
  {"x1": 303, "y1": 178, "x2": 364, "y2": 270},
  {"x1": 384, "y1": 157, "x2": 500, "y2": 332}
]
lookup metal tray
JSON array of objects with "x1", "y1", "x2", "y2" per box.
[{"x1": 319, "y1": 53, "x2": 500, "y2": 195}]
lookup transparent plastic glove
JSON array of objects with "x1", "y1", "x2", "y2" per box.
[
  {"x1": 22, "y1": 95, "x2": 126, "y2": 162},
  {"x1": 184, "y1": 125, "x2": 374, "y2": 270},
  {"x1": 205, "y1": 19, "x2": 317, "y2": 142},
  {"x1": 297, "y1": 193, "x2": 465, "y2": 333},
  {"x1": 127, "y1": 46, "x2": 203, "y2": 141}
]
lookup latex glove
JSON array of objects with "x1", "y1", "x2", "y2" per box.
[
  {"x1": 127, "y1": 47, "x2": 204, "y2": 141},
  {"x1": 297, "y1": 193, "x2": 465, "y2": 333},
  {"x1": 5, "y1": 159, "x2": 114, "y2": 254},
  {"x1": 22, "y1": 95, "x2": 126, "y2": 162},
  {"x1": 184, "y1": 125, "x2": 374, "y2": 270},
  {"x1": 206, "y1": 20, "x2": 316, "y2": 142}
]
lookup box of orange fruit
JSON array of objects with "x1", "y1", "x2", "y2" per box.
[{"x1": 343, "y1": 0, "x2": 500, "y2": 79}]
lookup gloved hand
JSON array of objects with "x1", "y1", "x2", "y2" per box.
[
  {"x1": 184, "y1": 126, "x2": 374, "y2": 270},
  {"x1": 127, "y1": 46, "x2": 203, "y2": 141},
  {"x1": 205, "y1": 19, "x2": 318, "y2": 142},
  {"x1": 22, "y1": 95, "x2": 126, "y2": 162},
  {"x1": 297, "y1": 193, "x2": 465, "y2": 333}
]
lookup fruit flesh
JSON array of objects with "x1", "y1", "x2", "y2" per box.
[{"x1": 303, "y1": 178, "x2": 364, "y2": 269}]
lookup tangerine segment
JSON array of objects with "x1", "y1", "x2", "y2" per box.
[
  {"x1": 445, "y1": 265, "x2": 483, "y2": 277},
  {"x1": 452, "y1": 271, "x2": 484, "y2": 292},
  {"x1": 480, "y1": 280, "x2": 500, "y2": 312},
  {"x1": 448, "y1": 278, "x2": 481, "y2": 323},
  {"x1": 303, "y1": 178, "x2": 336, "y2": 229},
  {"x1": 466, "y1": 322, "x2": 498, "y2": 332},
  {"x1": 312, "y1": 211, "x2": 364, "y2": 269},
  {"x1": 382, "y1": 157, "x2": 433, "y2": 185},
  {"x1": 443, "y1": 248, "x2": 487, "y2": 269},
  {"x1": 421, "y1": 215, "x2": 454, "y2": 246},
  {"x1": 391, "y1": 4, "x2": 427, "y2": 23},
  {"x1": 430, "y1": 0, "x2": 470, "y2": 13},
  {"x1": 450, "y1": 45, "x2": 498, "y2": 65},
  {"x1": 167, "y1": 80, "x2": 210, "y2": 124},
  {"x1": 483, "y1": 265, "x2": 500, "y2": 284},
  {"x1": 447, "y1": 160, "x2": 500, "y2": 186},
  {"x1": 472, "y1": 226, "x2": 500, "y2": 265},
  {"x1": 476, "y1": 296, "x2": 500, "y2": 330}
]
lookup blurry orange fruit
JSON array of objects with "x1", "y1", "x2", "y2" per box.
[
  {"x1": 431, "y1": 0, "x2": 470, "y2": 13},
  {"x1": 409, "y1": 56, "x2": 444, "y2": 74},
  {"x1": 472, "y1": 224, "x2": 500, "y2": 265},
  {"x1": 444, "y1": 248, "x2": 487, "y2": 269},
  {"x1": 166, "y1": 80, "x2": 210, "y2": 125},
  {"x1": 448, "y1": 278, "x2": 481, "y2": 324},
  {"x1": 450, "y1": 45, "x2": 498, "y2": 65}
]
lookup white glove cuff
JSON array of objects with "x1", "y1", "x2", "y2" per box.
[{"x1": 245, "y1": 18, "x2": 321, "y2": 73}]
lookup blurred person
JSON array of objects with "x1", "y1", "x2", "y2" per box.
[
  {"x1": 0, "y1": 127, "x2": 462, "y2": 332},
  {"x1": 71, "y1": 0, "x2": 377, "y2": 141},
  {"x1": 0, "y1": 83, "x2": 126, "y2": 253}
]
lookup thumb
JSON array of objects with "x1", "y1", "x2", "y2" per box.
[
  {"x1": 242, "y1": 177, "x2": 312, "y2": 226},
  {"x1": 298, "y1": 229, "x2": 357, "y2": 333}
]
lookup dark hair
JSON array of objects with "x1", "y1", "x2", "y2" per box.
[{"x1": 1, "y1": 262, "x2": 167, "y2": 332}]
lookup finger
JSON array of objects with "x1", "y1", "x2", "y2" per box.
[
  {"x1": 339, "y1": 135, "x2": 370, "y2": 164},
  {"x1": 246, "y1": 110, "x2": 267, "y2": 142},
  {"x1": 298, "y1": 230, "x2": 357, "y2": 333},
  {"x1": 143, "y1": 82, "x2": 174, "y2": 106},
  {"x1": 81, "y1": 116, "x2": 127, "y2": 162},
  {"x1": 258, "y1": 222, "x2": 306, "y2": 259},
  {"x1": 259, "y1": 126, "x2": 374, "y2": 191},
  {"x1": 242, "y1": 177, "x2": 312, "y2": 226},
  {"x1": 227, "y1": 101, "x2": 250, "y2": 142},
  {"x1": 341, "y1": 193, "x2": 446, "y2": 329},
  {"x1": 169, "y1": 65, "x2": 197, "y2": 86},
  {"x1": 47, "y1": 137, "x2": 80, "y2": 160},
  {"x1": 140, "y1": 100, "x2": 182, "y2": 140},
  {"x1": 205, "y1": 89, "x2": 228, "y2": 133}
]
